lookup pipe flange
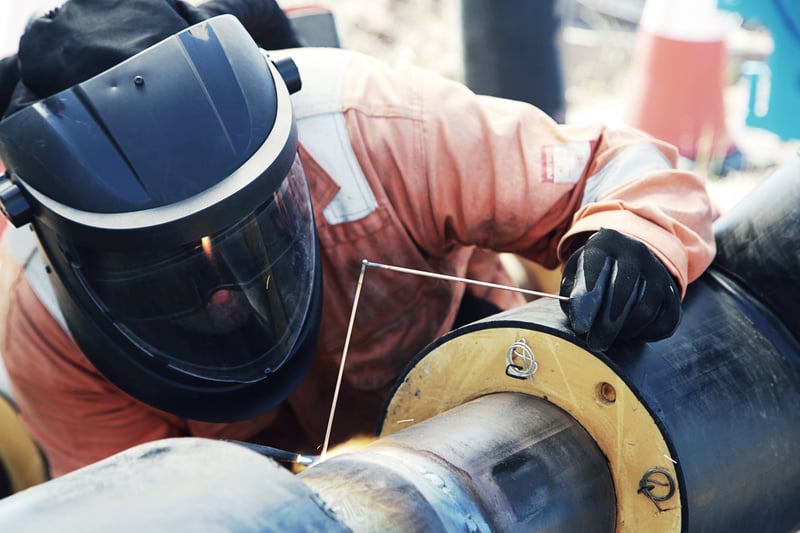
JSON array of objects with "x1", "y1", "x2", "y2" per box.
[{"x1": 380, "y1": 318, "x2": 681, "y2": 532}]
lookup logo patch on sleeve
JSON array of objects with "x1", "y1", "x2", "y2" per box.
[{"x1": 541, "y1": 141, "x2": 595, "y2": 184}]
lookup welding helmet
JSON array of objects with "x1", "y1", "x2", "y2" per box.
[{"x1": 0, "y1": 15, "x2": 322, "y2": 422}]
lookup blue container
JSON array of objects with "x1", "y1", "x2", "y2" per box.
[{"x1": 719, "y1": 0, "x2": 800, "y2": 140}]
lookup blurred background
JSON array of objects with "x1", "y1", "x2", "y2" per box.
[
  {"x1": 2, "y1": 0, "x2": 799, "y2": 211},
  {"x1": 279, "y1": 0, "x2": 799, "y2": 213}
]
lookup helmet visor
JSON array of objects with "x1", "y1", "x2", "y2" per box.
[{"x1": 73, "y1": 155, "x2": 317, "y2": 383}]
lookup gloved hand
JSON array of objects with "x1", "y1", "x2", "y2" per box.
[{"x1": 559, "y1": 228, "x2": 682, "y2": 351}]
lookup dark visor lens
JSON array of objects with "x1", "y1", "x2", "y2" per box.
[
  {"x1": 72, "y1": 156, "x2": 317, "y2": 382},
  {"x1": 79, "y1": 187, "x2": 299, "y2": 321}
]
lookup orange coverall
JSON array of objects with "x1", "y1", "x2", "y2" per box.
[{"x1": 0, "y1": 48, "x2": 715, "y2": 476}]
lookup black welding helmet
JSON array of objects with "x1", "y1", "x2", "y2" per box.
[{"x1": 0, "y1": 15, "x2": 321, "y2": 422}]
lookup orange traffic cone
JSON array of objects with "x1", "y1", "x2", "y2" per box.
[{"x1": 624, "y1": 0, "x2": 735, "y2": 163}]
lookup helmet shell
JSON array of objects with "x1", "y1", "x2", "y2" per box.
[{"x1": 0, "y1": 16, "x2": 322, "y2": 422}]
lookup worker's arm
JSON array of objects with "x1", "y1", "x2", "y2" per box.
[{"x1": 340, "y1": 51, "x2": 715, "y2": 347}]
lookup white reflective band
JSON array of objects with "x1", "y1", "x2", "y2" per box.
[
  {"x1": 0, "y1": 355, "x2": 10, "y2": 399},
  {"x1": 581, "y1": 143, "x2": 671, "y2": 206},
  {"x1": 541, "y1": 141, "x2": 593, "y2": 185},
  {"x1": 286, "y1": 48, "x2": 378, "y2": 225},
  {"x1": 1, "y1": 225, "x2": 69, "y2": 332},
  {"x1": 2, "y1": 224, "x2": 36, "y2": 266}
]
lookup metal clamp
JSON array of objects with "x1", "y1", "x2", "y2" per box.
[
  {"x1": 505, "y1": 338, "x2": 538, "y2": 381},
  {"x1": 638, "y1": 467, "x2": 676, "y2": 512}
]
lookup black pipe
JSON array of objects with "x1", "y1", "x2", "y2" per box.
[
  {"x1": 469, "y1": 268, "x2": 800, "y2": 532},
  {"x1": 711, "y1": 154, "x2": 800, "y2": 341},
  {"x1": 380, "y1": 155, "x2": 800, "y2": 532}
]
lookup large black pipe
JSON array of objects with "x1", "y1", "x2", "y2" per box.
[
  {"x1": 381, "y1": 154, "x2": 800, "y2": 532},
  {"x1": 711, "y1": 153, "x2": 800, "y2": 340},
  {"x1": 453, "y1": 270, "x2": 800, "y2": 532},
  {"x1": 607, "y1": 154, "x2": 800, "y2": 532}
]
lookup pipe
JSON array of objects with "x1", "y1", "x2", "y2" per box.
[
  {"x1": 300, "y1": 393, "x2": 615, "y2": 532},
  {"x1": 711, "y1": 153, "x2": 800, "y2": 339},
  {"x1": 379, "y1": 155, "x2": 800, "y2": 532},
  {"x1": 0, "y1": 159, "x2": 798, "y2": 532},
  {"x1": 0, "y1": 394, "x2": 614, "y2": 532}
]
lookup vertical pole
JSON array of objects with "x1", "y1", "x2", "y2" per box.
[{"x1": 461, "y1": 0, "x2": 566, "y2": 122}]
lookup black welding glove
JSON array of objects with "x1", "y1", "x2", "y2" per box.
[{"x1": 559, "y1": 228, "x2": 682, "y2": 351}]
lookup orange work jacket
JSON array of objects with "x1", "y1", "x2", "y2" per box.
[{"x1": 0, "y1": 48, "x2": 715, "y2": 476}]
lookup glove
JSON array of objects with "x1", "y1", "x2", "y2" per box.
[{"x1": 559, "y1": 228, "x2": 682, "y2": 351}]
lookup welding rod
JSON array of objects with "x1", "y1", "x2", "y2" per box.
[
  {"x1": 223, "y1": 440, "x2": 316, "y2": 466},
  {"x1": 362, "y1": 260, "x2": 569, "y2": 302}
]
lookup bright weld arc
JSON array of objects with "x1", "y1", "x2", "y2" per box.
[{"x1": 296, "y1": 454, "x2": 315, "y2": 466}]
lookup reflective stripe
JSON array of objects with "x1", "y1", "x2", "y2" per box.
[
  {"x1": 581, "y1": 143, "x2": 671, "y2": 206},
  {"x1": 541, "y1": 141, "x2": 593, "y2": 184},
  {"x1": 0, "y1": 355, "x2": 11, "y2": 399},
  {"x1": 1, "y1": 226, "x2": 69, "y2": 332},
  {"x1": 2, "y1": 224, "x2": 36, "y2": 267},
  {"x1": 286, "y1": 48, "x2": 378, "y2": 224}
]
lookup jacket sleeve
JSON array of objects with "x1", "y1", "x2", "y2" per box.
[{"x1": 342, "y1": 52, "x2": 715, "y2": 297}]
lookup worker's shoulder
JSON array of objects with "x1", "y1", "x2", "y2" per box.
[
  {"x1": 277, "y1": 47, "x2": 438, "y2": 118},
  {"x1": 271, "y1": 47, "x2": 353, "y2": 118},
  {"x1": 273, "y1": 46, "x2": 396, "y2": 77}
]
